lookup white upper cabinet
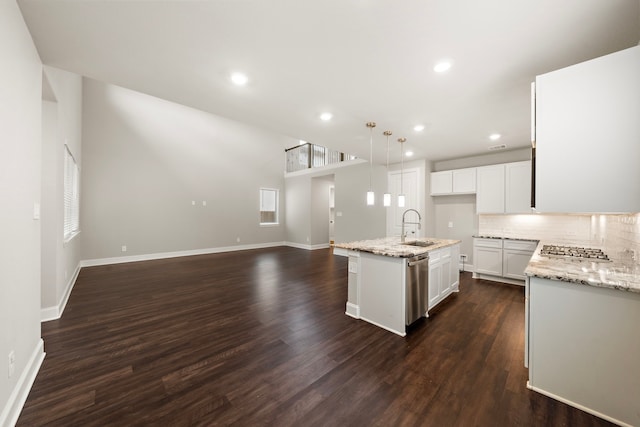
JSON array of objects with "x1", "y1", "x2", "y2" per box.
[
  {"x1": 477, "y1": 161, "x2": 532, "y2": 214},
  {"x1": 430, "y1": 167, "x2": 476, "y2": 195},
  {"x1": 430, "y1": 170, "x2": 453, "y2": 195},
  {"x1": 535, "y1": 45, "x2": 640, "y2": 213},
  {"x1": 505, "y1": 161, "x2": 532, "y2": 213},
  {"x1": 452, "y1": 168, "x2": 476, "y2": 194},
  {"x1": 476, "y1": 164, "x2": 505, "y2": 213}
]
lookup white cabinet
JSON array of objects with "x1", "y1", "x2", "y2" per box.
[
  {"x1": 430, "y1": 171, "x2": 453, "y2": 195},
  {"x1": 535, "y1": 45, "x2": 640, "y2": 213},
  {"x1": 505, "y1": 161, "x2": 532, "y2": 213},
  {"x1": 428, "y1": 245, "x2": 460, "y2": 310},
  {"x1": 476, "y1": 161, "x2": 531, "y2": 214},
  {"x1": 502, "y1": 240, "x2": 537, "y2": 280},
  {"x1": 452, "y1": 168, "x2": 476, "y2": 194},
  {"x1": 476, "y1": 165, "x2": 505, "y2": 213},
  {"x1": 430, "y1": 168, "x2": 476, "y2": 195},
  {"x1": 474, "y1": 238, "x2": 536, "y2": 284},
  {"x1": 473, "y1": 238, "x2": 503, "y2": 276}
]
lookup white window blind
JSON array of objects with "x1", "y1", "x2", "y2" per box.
[
  {"x1": 260, "y1": 188, "x2": 278, "y2": 225},
  {"x1": 64, "y1": 145, "x2": 80, "y2": 240}
]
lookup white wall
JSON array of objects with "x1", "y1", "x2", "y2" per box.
[
  {"x1": 284, "y1": 174, "x2": 311, "y2": 246},
  {"x1": 0, "y1": 2, "x2": 45, "y2": 425},
  {"x1": 80, "y1": 78, "x2": 295, "y2": 261},
  {"x1": 40, "y1": 66, "x2": 83, "y2": 320}
]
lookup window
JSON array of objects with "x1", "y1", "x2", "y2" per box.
[
  {"x1": 260, "y1": 188, "x2": 279, "y2": 225},
  {"x1": 64, "y1": 145, "x2": 80, "y2": 240}
]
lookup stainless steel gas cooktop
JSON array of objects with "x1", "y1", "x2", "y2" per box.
[{"x1": 540, "y1": 245, "x2": 611, "y2": 262}]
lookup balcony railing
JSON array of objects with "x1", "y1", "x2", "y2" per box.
[{"x1": 285, "y1": 143, "x2": 356, "y2": 173}]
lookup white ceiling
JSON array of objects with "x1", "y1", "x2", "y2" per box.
[{"x1": 18, "y1": 0, "x2": 640, "y2": 163}]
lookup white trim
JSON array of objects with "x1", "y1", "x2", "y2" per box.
[
  {"x1": 81, "y1": 242, "x2": 287, "y2": 267},
  {"x1": 473, "y1": 272, "x2": 525, "y2": 286},
  {"x1": 345, "y1": 302, "x2": 360, "y2": 319},
  {"x1": 333, "y1": 247, "x2": 349, "y2": 257},
  {"x1": 459, "y1": 262, "x2": 475, "y2": 273},
  {"x1": 284, "y1": 242, "x2": 330, "y2": 251},
  {"x1": 41, "y1": 263, "x2": 81, "y2": 322},
  {"x1": 359, "y1": 316, "x2": 406, "y2": 337},
  {"x1": 0, "y1": 339, "x2": 45, "y2": 427},
  {"x1": 526, "y1": 382, "x2": 632, "y2": 427},
  {"x1": 284, "y1": 158, "x2": 366, "y2": 178}
]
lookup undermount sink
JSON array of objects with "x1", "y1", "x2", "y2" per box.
[{"x1": 402, "y1": 240, "x2": 435, "y2": 247}]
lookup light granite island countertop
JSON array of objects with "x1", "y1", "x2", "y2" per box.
[
  {"x1": 524, "y1": 241, "x2": 640, "y2": 426},
  {"x1": 334, "y1": 237, "x2": 461, "y2": 336}
]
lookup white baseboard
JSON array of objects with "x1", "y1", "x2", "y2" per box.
[
  {"x1": 526, "y1": 381, "x2": 631, "y2": 427},
  {"x1": 80, "y1": 241, "x2": 287, "y2": 267},
  {"x1": 284, "y1": 242, "x2": 330, "y2": 251},
  {"x1": 345, "y1": 302, "x2": 360, "y2": 319},
  {"x1": 0, "y1": 339, "x2": 45, "y2": 427},
  {"x1": 41, "y1": 263, "x2": 81, "y2": 322},
  {"x1": 459, "y1": 263, "x2": 474, "y2": 273}
]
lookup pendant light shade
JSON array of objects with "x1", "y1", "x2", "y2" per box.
[
  {"x1": 398, "y1": 137, "x2": 406, "y2": 207},
  {"x1": 366, "y1": 122, "x2": 376, "y2": 206},
  {"x1": 383, "y1": 130, "x2": 392, "y2": 207}
]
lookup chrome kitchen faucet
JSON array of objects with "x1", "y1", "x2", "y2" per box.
[{"x1": 401, "y1": 209, "x2": 422, "y2": 243}]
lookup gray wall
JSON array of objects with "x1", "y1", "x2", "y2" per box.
[
  {"x1": 284, "y1": 174, "x2": 311, "y2": 246},
  {"x1": 310, "y1": 176, "x2": 333, "y2": 246},
  {"x1": 40, "y1": 66, "x2": 83, "y2": 317},
  {"x1": 0, "y1": 3, "x2": 43, "y2": 422},
  {"x1": 334, "y1": 163, "x2": 387, "y2": 243},
  {"x1": 80, "y1": 78, "x2": 296, "y2": 260}
]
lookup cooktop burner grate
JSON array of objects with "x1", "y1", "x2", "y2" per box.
[{"x1": 540, "y1": 245, "x2": 610, "y2": 261}]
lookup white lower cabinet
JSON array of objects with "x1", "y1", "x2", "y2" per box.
[
  {"x1": 428, "y1": 245, "x2": 459, "y2": 310},
  {"x1": 474, "y1": 238, "x2": 537, "y2": 284}
]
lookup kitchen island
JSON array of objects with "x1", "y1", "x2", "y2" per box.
[
  {"x1": 524, "y1": 242, "x2": 640, "y2": 427},
  {"x1": 334, "y1": 237, "x2": 461, "y2": 337}
]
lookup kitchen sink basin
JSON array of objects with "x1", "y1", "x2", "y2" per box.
[{"x1": 402, "y1": 240, "x2": 435, "y2": 247}]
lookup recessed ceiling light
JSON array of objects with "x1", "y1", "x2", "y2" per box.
[
  {"x1": 405, "y1": 151, "x2": 414, "y2": 157},
  {"x1": 489, "y1": 133, "x2": 501, "y2": 141},
  {"x1": 230, "y1": 72, "x2": 248, "y2": 86},
  {"x1": 414, "y1": 125, "x2": 425, "y2": 132},
  {"x1": 434, "y1": 61, "x2": 452, "y2": 73},
  {"x1": 320, "y1": 112, "x2": 333, "y2": 121}
]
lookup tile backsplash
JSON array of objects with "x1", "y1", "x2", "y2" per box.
[{"x1": 479, "y1": 213, "x2": 640, "y2": 259}]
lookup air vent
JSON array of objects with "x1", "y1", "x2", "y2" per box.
[{"x1": 488, "y1": 144, "x2": 507, "y2": 151}]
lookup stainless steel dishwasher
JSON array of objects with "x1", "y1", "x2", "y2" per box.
[{"x1": 406, "y1": 253, "x2": 429, "y2": 325}]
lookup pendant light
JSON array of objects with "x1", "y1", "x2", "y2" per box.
[
  {"x1": 383, "y1": 130, "x2": 392, "y2": 207},
  {"x1": 398, "y1": 137, "x2": 406, "y2": 207},
  {"x1": 366, "y1": 122, "x2": 376, "y2": 205}
]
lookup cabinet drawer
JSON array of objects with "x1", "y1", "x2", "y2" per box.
[
  {"x1": 473, "y1": 238, "x2": 503, "y2": 249},
  {"x1": 504, "y1": 239, "x2": 538, "y2": 252}
]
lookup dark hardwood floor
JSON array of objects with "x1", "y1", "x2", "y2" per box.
[{"x1": 18, "y1": 247, "x2": 613, "y2": 426}]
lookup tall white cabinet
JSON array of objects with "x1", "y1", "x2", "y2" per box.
[
  {"x1": 476, "y1": 161, "x2": 531, "y2": 214},
  {"x1": 534, "y1": 45, "x2": 640, "y2": 212}
]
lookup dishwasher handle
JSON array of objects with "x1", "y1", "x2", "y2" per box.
[{"x1": 408, "y1": 256, "x2": 429, "y2": 267}]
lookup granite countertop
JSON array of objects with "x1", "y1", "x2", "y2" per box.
[
  {"x1": 525, "y1": 242, "x2": 640, "y2": 294},
  {"x1": 334, "y1": 237, "x2": 461, "y2": 258},
  {"x1": 473, "y1": 235, "x2": 539, "y2": 242}
]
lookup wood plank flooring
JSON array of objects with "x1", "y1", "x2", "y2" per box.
[{"x1": 18, "y1": 247, "x2": 614, "y2": 426}]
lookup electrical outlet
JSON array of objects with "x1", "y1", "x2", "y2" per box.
[
  {"x1": 8, "y1": 351, "x2": 15, "y2": 379},
  {"x1": 236, "y1": 237, "x2": 240, "y2": 243},
  {"x1": 121, "y1": 245, "x2": 127, "y2": 252},
  {"x1": 460, "y1": 254, "x2": 468, "y2": 261}
]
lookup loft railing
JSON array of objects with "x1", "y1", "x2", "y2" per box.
[{"x1": 285, "y1": 143, "x2": 356, "y2": 173}]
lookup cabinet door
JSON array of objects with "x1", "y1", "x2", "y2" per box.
[
  {"x1": 503, "y1": 250, "x2": 534, "y2": 280},
  {"x1": 440, "y1": 253, "x2": 452, "y2": 295},
  {"x1": 536, "y1": 46, "x2": 640, "y2": 212},
  {"x1": 505, "y1": 161, "x2": 532, "y2": 213},
  {"x1": 476, "y1": 165, "x2": 505, "y2": 213},
  {"x1": 449, "y1": 244, "x2": 460, "y2": 291},
  {"x1": 452, "y1": 168, "x2": 476, "y2": 194},
  {"x1": 430, "y1": 171, "x2": 453, "y2": 195},
  {"x1": 474, "y1": 246, "x2": 503, "y2": 276}
]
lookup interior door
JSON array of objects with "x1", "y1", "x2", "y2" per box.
[{"x1": 387, "y1": 168, "x2": 420, "y2": 237}]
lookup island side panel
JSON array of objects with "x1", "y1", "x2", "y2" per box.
[
  {"x1": 359, "y1": 252, "x2": 406, "y2": 336},
  {"x1": 528, "y1": 277, "x2": 640, "y2": 426},
  {"x1": 345, "y1": 251, "x2": 360, "y2": 318}
]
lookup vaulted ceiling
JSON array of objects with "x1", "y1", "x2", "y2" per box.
[{"x1": 18, "y1": 0, "x2": 640, "y2": 163}]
